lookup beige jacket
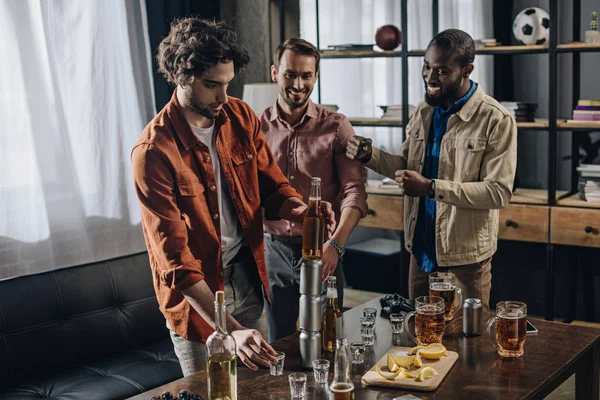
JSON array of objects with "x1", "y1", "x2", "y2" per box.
[{"x1": 366, "y1": 85, "x2": 517, "y2": 266}]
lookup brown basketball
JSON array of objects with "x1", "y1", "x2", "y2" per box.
[{"x1": 375, "y1": 25, "x2": 402, "y2": 50}]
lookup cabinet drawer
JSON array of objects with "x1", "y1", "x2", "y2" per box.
[
  {"x1": 550, "y1": 207, "x2": 600, "y2": 248},
  {"x1": 498, "y1": 204, "x2": 549, "y2": 243},
  {"x1": 359, "y1": 194, "x2": 404, "y2": 230}
]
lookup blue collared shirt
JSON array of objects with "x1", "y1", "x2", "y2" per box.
[{"x1": 413, "y1": 80, "x2": 477, "y2": 273}]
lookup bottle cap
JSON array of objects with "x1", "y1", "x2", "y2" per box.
[
  {"x1": 311, "y1": 177, "x2": 321, "y2": 182},
  {"x1": 216, "y1": 291, "x2": 225, "y2": 306}
]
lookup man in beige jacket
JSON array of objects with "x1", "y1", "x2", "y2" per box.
[{"x1": 346, "y1": 29, "x2": 517, "y2": 310}]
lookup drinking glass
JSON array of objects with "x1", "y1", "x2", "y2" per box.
[
  {"x1": 312, "y1": 359, "x2": 330, "y2": 383},
  {"x1": 350, "y1": 341, "x2": 365, "y2": 364},
  {"x1": 389, "y1": 313, "x2": 405, "y2": 334},
  {"x1": 270, "y1": 351, "x2": 285, "y2": 376},
  {"x1": 404, "y1": 296, "x2": 445, "y2": 345},
  {"x1": 429, "y1": 271, "x2": 463, "y2": 321},
  {"x1": 363, "y1": 307, "x2": 377, "y2": 322},
  {"x1": 487, "y1": 301, "x2": 527, "y2": 358},
  {"x1": 289, "y1": 372, "x2": 307, "y2": 398},
  {"x1": 360, "y1": 317, "x2": 375, "y2": 346}
]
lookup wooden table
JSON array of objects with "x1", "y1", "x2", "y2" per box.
[{"x1": 130, "y1": 297, "x2": 600, "y2": 399}]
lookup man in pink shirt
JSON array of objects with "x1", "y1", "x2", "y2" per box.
[{"x1": 260, "y1": 38, "x2": 368, "y2": 340}]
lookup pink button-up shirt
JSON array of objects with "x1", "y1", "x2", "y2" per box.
[{"x1": 260, "y1": 100, "x2": 368, "y2": 236}]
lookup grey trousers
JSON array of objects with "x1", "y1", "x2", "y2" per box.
[
  {"x1": 408, "y1": 254, "x2": 493, "y2": 312},
  {"x1": 167, "y1": 247, "x2": 269, "y2": 376},
  {"x1": 264, "y1": 234, "x2": 344, "y2": 342}
]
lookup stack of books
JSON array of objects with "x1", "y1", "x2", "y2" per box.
[
  {"x1": 571, "y1": 99, "x2": 600, "y2": 121},
  {"x1": 378, "y1": 105, "x2": 415, "y2": 120},
  {"x1": 577, "y1": 164, "x2": 600, "y2": 202},
  {"x1": 500, "y1": 101, "x2": 537, "y2": 122}
]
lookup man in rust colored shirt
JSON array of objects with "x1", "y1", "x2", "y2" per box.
[
  {"x1": 260, "y1": 38, "x2": 368, "y2": 341},
  {"x1": 131, "y1": 19, "x2": 335, "y2": 376}
]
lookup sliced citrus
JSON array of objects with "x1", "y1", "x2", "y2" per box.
[
  {"x1": 419, "y1": 344, "x2": 447, "y2": 360},
  {"x1": 376, "y1": 364, "x2": 401, "y2": 380},
  {"x1": 398, "y1": 369, "x2": 417, "y2": 378},
  {"x1": 414, "y1": 350, "x2": 423, "y2": 367},
  {"x1": 389, "y1": 352, "x2": 415, "y2": 368},
  {"x1": 416, "y1": 366, "x2": 439, "y2": 382},
  {"x1": 407, "y1": 345, "x2": 424, "y2": 355},
  {"x1": 387, "y1": 354, "x2": 401, "y2": 372}
]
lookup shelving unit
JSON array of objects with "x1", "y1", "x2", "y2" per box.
[{"x1": 313, "y1": 0, "x2": 600, "y2": 321}]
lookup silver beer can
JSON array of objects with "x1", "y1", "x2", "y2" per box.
[
  {"x1": 300, "y1": 259, "x2": 323, "y2": 297},
  {"x1": 299, "y1": 295, "x2": 322, "y2": 332},
  {"x1": 299, "y1": 330, "x2": 322, "y2": 368},
  {"x1": 463, "y1": 298, "x2": 483, "y2": 337}
]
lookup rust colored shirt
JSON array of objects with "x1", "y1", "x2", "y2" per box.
[
  {"x1": 260, "y1": 100, "x2": 368, "y2": 236},
  {"x1": 131, "y1": 90, "x2": 301, "y2": 342}
]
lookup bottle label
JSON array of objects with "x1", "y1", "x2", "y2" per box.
[{"x1": 327, "y1": 288, "x2": 338, "y2": 298}]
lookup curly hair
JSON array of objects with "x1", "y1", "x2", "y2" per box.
[
  {"x1": 157, "y1": 17, "x2": 250, "y2": 87},
  {"x1": 429, "y1": 29, "x2": 475, "y2": 67}
]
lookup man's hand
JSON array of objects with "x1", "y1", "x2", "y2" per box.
[
  {"x1": 346, "y1": 136, "x2": 373, "y2": 162},
  {"x1": 231, "y1": 328, "x2": 279, "y2": 371},
  {"x1": 321, "y1": 242, "x2": 339, "y2": 281},
  {"x1": 320, "y1": 201, "x2": 336, "y2": 238},
  {"x1": 395, "y1": 170, "x2": 431, "y2": 197}
]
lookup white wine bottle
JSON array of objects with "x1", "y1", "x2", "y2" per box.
[{"x1": 206, "y1": 291, "x2": 237, "y2": 400}]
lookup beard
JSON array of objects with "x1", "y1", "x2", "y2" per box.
[
  {"x1": 280, "y1": 86, "x2": 312, "y2": 109},
  {"x1": 424, "y1": 76, "x2": 463, "y2": 107},
  {"x1": 182, "y1": 89, "x2": 221, "y2": 119}
]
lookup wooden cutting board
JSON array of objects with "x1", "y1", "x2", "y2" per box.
[{"x1": 361, "y1": 346, "x2": 459, "y2": 392}]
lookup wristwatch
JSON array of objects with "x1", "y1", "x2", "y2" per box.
[
  {"x1": 427, "y1": 179, "x2": 436, "y2": 199},
  {"x1": 326, "y1": 239, "x2": 345, "y2": 257}
]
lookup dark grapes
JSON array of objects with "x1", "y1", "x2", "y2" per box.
[{"x1": 151, "y1": 389, "x2": 204, "y2": 400}]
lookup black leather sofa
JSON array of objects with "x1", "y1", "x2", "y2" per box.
[{"x1": 0, "y1": 252, "x2": 183, "y2": 400}]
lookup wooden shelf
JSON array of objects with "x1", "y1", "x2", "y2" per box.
[
  {"x1": 557, "y1": 120, "x2": 600, "y2": 130},
  {"x1": 517, "y1": 119, "x2": 549, "y2": 129},
  {"x1": 348, "y1": 118, "x2": 403, "y2": 127},
  {"x1": 410, "y1": 45, "x2": 548, "y2": 56},
  {"x1": 557, "y1": 43, "x2": 600, "y2": 53},
  {"x1": 556, "y1": 193, "x2": 600, "y2": 209},
  {"x1": 510, "y1": 188, "x2": 548, "y2": 205},
  {"x1": 320, "y1": 50, "x2": 402, "y2": 59}
]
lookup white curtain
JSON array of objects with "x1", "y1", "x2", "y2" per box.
[
  {"x1": 0, "y1": 0, "x2": 155, "y2": 279},
  {"x1": 300, "y1": 0, "x2": 494, "y2": 171}
]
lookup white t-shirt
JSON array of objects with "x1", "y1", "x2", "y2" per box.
[{"x1": 190, "y1": 122, "x2": 244, "y2": 267}]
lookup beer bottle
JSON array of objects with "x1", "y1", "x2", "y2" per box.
[
  {"x1": 301, "y1": 177, "x2": 325, "y2": 259},
  {"x1": 322, "y1": 276, "x2": 343, "y2": 352},
  {"x1": 329, "y1": 338, "x2": 355, "y2": 399},
  {"x1": 206, "y1": 291, "x2": 237, "y2": 400}
]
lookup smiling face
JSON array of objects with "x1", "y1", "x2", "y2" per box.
[
  {"x1": 271, "y1": 49, "x2": 318, "y2": 110},
  {"x1": 179, "y1": 61, "x2": 235, "y2": 120},
  {"x1": 422, "y1": 44, "x2": 472, "y2": 108}
]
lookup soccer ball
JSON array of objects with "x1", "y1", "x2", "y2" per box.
[{"x1": 512, "y1": 7, "x2": 550, "y2": 45}]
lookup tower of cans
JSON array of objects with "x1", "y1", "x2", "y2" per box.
[{"x1": 298, "y1": 258, "x2": 323, "y2": 368}]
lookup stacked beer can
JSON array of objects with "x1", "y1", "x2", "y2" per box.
[{"x1": 298, "y1": 259, "x2": 323, "y2": 368}]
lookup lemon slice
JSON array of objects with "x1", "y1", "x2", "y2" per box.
[
  {"x1": 398, "y1": 369, "x2": 417, "y2": 379},
  {"x1": 416, "y1": 366, "x2": 439, "y2": 382},
  {"x1": 419, "y1": 344, "x2": 447, "y2": 360},
  {"x1": 376, "y1": 364, "x2": 401, "y2": 380},
  {"x1": 390, "y1": 352, "x2": 415, "y2": 368},
  {"x1": 414, "y1": 351, "x2": 423, "y2": 367},
  {"x1": 387, "y1": 354, "x2": 400, "y2": 372},
  {"x1": 407, "y1": 345, "x2": 424, "y2": 356}
]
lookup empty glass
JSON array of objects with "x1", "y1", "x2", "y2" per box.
[
  {"x1": 363, "y1": 307, "x2": 377, "y2": 322},
  {"x1": 360, "y1": 317, "x2": 375, "y2": 345},
  {"x1": 312, "y1": 359, "x2": 330, "y2": 383},
  {"x1": 289, "y1": 372, "x2": 307, "y2": 398},
  {"x1": 389, "y1": 313, "x2": 405, "y2": 334},
  {"x1": 270, "y1": 351, "x2": 285, "y2": 376},
  {"x1": 350, "y1": 341, "x2": 365, "y2": 364}
]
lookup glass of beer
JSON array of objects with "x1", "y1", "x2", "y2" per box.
[
  {"x1": 486, "y1": 301, "x2": 527, "y2": 358},
  {"x1": 429, "y1": 271, "x2": 463, "y2": 322},
  {"x1": 403, "y1": 296, "x2": 445, "y2": 345}
]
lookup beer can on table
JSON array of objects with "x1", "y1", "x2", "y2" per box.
[
  {"x1": 299, "y1": 295, "x2": 322, "y2": 332},
  {"x1": 463, "y1": 298, "x2": 483, "y2": 337},
  {"x1": 299, "y1": 330, "x2": 322, "y2": 368},
  {"x1": 300, "y1": 259, "x2": 323, "y2": 297}
]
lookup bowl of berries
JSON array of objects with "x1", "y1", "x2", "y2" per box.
[{"x1": 149, "y1": 389, "x2": 204, "y2": 400}]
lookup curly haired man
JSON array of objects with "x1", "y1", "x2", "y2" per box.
[{"x1": 131, "y1": 17, "x2": 335, "y2": 376}]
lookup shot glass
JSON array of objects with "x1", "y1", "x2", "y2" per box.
[
  {"x1": 360, "y1": 317, "x2": 375, "y2": 346},
  {"x1": 389, "y1": 313, "x2": 405, "y2": 334},
  {"x1": 289, "y1": 372, "x2": 307, "y2": 398},
  {"x1": 363, "y1": 307, "x2": 377, "y2": 322},
  {"x1": 270, "y1": 351, "x2": 285, "y2": 376},
  {"x1": 312, "y1": 359, "x2": 330, "y2": 383},
  {"x1": 350, "y1": 341, "x2": 366, "y2": 364}
]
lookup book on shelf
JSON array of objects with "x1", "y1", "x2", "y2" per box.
[
  {"x1": 577, "y1": 164, "x2": 600, "y2": 202},
  {"x1": 377, "y1": 177, "x2": 400, "y2": 189}
]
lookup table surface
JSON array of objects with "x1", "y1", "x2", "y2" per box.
[{"x1": 130, "y1": 297, "x2": 600, "y2": 400}]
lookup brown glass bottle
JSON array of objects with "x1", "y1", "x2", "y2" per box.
[
  {"x1": 302, "y1": 177, "x2": 325, "y2": 259},
  {"x1": 322, "y1": 276, "x2": 343, "y2": 352}
]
